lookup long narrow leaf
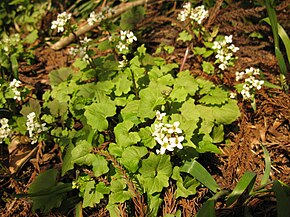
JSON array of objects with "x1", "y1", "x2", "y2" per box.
[
  {"x1": 195, "y1": 199, "x2": 215, "y2": 217},
  {"x1": 264, "y1": 0, "x2": 279, "y2": 48},
  {"x1": 180, "y1": 159, "x2": 220, "y2": 193},
  {"x1": 272, "y1": 180, "x2": 290, "y2": 217},
  {"x1": 226, "y1": 171, "x2": 256, "y2": 207},
  {"x1": 263, "y1": 17, "x2": 290, "y2": 64},
  {"x1": 260, "y1": 145, "x2": 271, "y2": 186}
]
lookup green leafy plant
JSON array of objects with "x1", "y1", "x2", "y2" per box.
[
  {"x1": 22, "y1": 41, "x2": 240, "y2": 215},
  {"x1": 263, "y1": 0, "x2": 289, "y2": 92},
  {"x1": 195, "y1": 144, "x2": 290, "y2": 217}
]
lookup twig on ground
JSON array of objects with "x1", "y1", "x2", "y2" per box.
[{"x1": 50, "y1": 0, "x2": 152, "y2": 50}]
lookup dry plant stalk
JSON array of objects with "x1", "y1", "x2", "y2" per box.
[
  {"x1": 206, "y1": 0, "x2": 224, "y2": 29},
  {"x1": 162, "y1": 185, "x2": 178, "y2": 216},
  {"x1": 93, "y1": 148, "x2": 148, "y2": 217},
  {"x1": 50, "y1": 0, "x2": 153, "y2": 50}
]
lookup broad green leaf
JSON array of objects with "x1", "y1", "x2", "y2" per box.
[
  {"x1": 211, "y1": 124, "x2": 224, "y2": 143},
  {"x1": 20, "y1": 98, "x2": 41, "y2": 117},
  {"x1": 84, "y1": 101, "x2": 116, "y2": 131},
  {"x1": 114, "y1": 75, "x2": 131, "y2": 96},
  {"x1": 199, "y1": 87, "x2": 228, "y2": 105},
  {"x1": 71, "y1": 140, "x2": 95, "y2": 165},
  {"x1": 24, "y1": 29, "x2": 38, "y2": 44},
  {"x1": 109, "y1": 179, "x2": 130, "y2": 204},
  {"x1": 197, "y1": 78, "x2": 215, "y2": 95},
  {"x1": 28, "y1": 169, "x2": 72, "y2": 213},
  {"x1": 272, "y1": 180, "x2": 290, "y2": 217},
  {"x1": 260, "y1": 144, "x2": 271, "y2": 186},
  {"x1": 170, "y1": 87, "x2": 189, "y2": 102},
  {"x1": 147, "y1": 193, "x2": 163, "y2": 217},
  {"x1": 92, "y1": 155, "x2": 109, "y2": 177},
  {"x1": 178, "y1": 99, "x2": 200, "y2": 136},
  {"x1": 139, "y1": 153, "x2": 172, "y2": 194},
  {"x1": 49, "y1": 67, "x2": 73, "y2": 87},
  {"x1": 177, "y1": 30, "x2": 192, "y2": 42},
  {"x1": 202, "y1": 61, "x2": 215, "y2": 74},
  {"x1": 180, "y1": 159, "x2": 220, "y2": 193},
  {"x1": 121, "y1": 146, "x2": 147, "y2": 173},
  {"x1": 97, "y1": 40, "x2": 111, "y2": 51},
  {"x1": 47, "y1": 99, "x2": 68, "y2": 117},
  {"x1": 114, "y1": 121, "x2": 141, "y2": 148},
  {"x1": 62, "y1": 143, "x2": 75, "y2": 176},
  {"x1": 138, "y1": 82, "x2": 168, "y2": 120},
  {"x1": 83, "y1": 181, "x2": 110, "y2": 208},
  {"x1": 172, "y1": 167, "x2": 199, "y2": 198},
  {"x1": 196, "y1": 135, "x2": 221, "y2": 154},
  {"x1": 108, "y1": 143, "x2": 123, "y2": 157},
  {"x1": 139, "y1": 126, "x2": 156, "y2": 149},
  {"x1": 120, "y1": 6, "x2": 145, "y2": 30},
  {"x1": 226, "y1": 171, "x2": 256, "y2": 206},
  {"x1": 121, "y1": 100, "x2": 140, "y2": 124},
  {"x1": 193, "y1": 47, "x2": 207, "y2": 55},
  {"x1": 175, "y1": 71, "x2": 199, "y2": 96},
  {"x1": 211, "y1": 100, "x2": 240, "y2": 125}
]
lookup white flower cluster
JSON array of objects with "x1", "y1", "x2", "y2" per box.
[
  {"x1": 115, "y1": 30, "x2": 137, "y2": 53},
  {"x1": 87, "y1": 6, "x2": 114, "y2": 26},
  {"x1": 177, "y1": 3, "x2": 208, "y2": 24},
  {"x1": 51, "y1": 12, "x2": 72, "y2": 33},
  {"x1": 69, "y1": 37, "x2": 92, "y2": 62},
  {"x1": 26, "y1": 112, "x2": 47, "y2": 144},
  {"x1": 118, "y1": 55, "x2": 128, "y2": 68},
  {"x1": 212, "y1": 35, "x2": 239, "y2": 70},
  {"x1": 0, "y1": 118, "x2": 11, "y2": 143},
  {"x1": 152, "y1": 111, "x2": 184, "y2": 155},
  {"x1": 1, "y1": 34, "x2": 20, "y2": 52},
  {"x1": 236, "y1": 67, "x2": 264, "y2": 100},
  {"x1": 9, "y1": 79, "x2": 22, "y2": 101}
]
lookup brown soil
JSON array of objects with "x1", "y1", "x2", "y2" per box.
[{"x1": 0, "y1": 1, "x2": 289, "y2": 216}]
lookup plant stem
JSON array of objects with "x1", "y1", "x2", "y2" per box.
[{"x1": 130, "y1": 69, "x2": 140, "y2": 99}]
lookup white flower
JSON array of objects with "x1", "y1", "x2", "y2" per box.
[
  {"x1": 126, "y1": 31, "x2": 137, "y2": 44},
  {"x1": 10, "y1": 79, "x2": 21, "y2": 88},
  {"x1": 152, "y1": 113, "x2": 184, "y2": 155},
  {"x1": 51, "y1": 12, "x2": 71, "y2": 33},
  {"x1": 80, "y1": 37, "x2": 92, "y2": 45},
  {"x1": 225, "y1": 35, "x2": 233, "y2": 43},
  {"x1": 26, "y1": 112, "x2": 47, "y2": 144},
  {"x1": 213, "y1": 35, "x2": 239, "y2": 71},
  {"x1": 177, "y1": 3, "x2": 192, "y2": 22},
  {"x1": 229, "y1": 92, "x2": 236, "y2": 99},
  {"x1": 120, "y1": 30, "x2": 127, "y2": 41},
  {"x1": 87, "y1": 6, "x2": 114, "y2": 26},
  {"x1": 237, "y1": 67, "x2": 264, "y2": 100},
  {"x1": 0, "y1": 118, "x2": 11, "y2": 143},
  {"x1": 116, "y1": 41, "x2": 127, "y2": 52},
  {"x1": 190, "y1": 5, "x2": 209, "y2": 24},
  {"x1": 167, "y1": 122, "x2": 182, "y2": 134},
  {"x1": 9, "y1": 79, "x2": 22, "y2": 101},
  {"x1": 156, "y1": 110, "x2": 166, "y2": 121}
]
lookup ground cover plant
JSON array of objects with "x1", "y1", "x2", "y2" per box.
[{"x1": 0, "y1": 0, "x2": 289, "y2": 216}]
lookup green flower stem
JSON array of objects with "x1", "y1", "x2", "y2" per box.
[{"x1": 130, "y1": 69, "x2": 140, "y2": 99}]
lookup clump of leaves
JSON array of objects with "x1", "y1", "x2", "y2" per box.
[{"x1": 27, "y1": 44, "x2": 240, "y2": 215}]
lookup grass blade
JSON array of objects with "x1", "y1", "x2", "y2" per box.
[
  {"x1": 180, "y1": 159, "x2": 220, "y2": 193},
  {"x1": 272, "y1": 180, "x2": 290, "y2": 217},
  {"x1": 226, "y1": 171, "x2": 256, "y2": 207},
  {"x1": 195, "y1": 199, "x2": 215, "y2": 217},
  {"x1": 264, "y1": 0, "x2": 279, "y2": 48},
  {"x1": 260, "y1": 145, "x2": 271, "y2": 186},
  {"x1": 263, "y1": 17, "x2": 290, "y2": 64}
]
